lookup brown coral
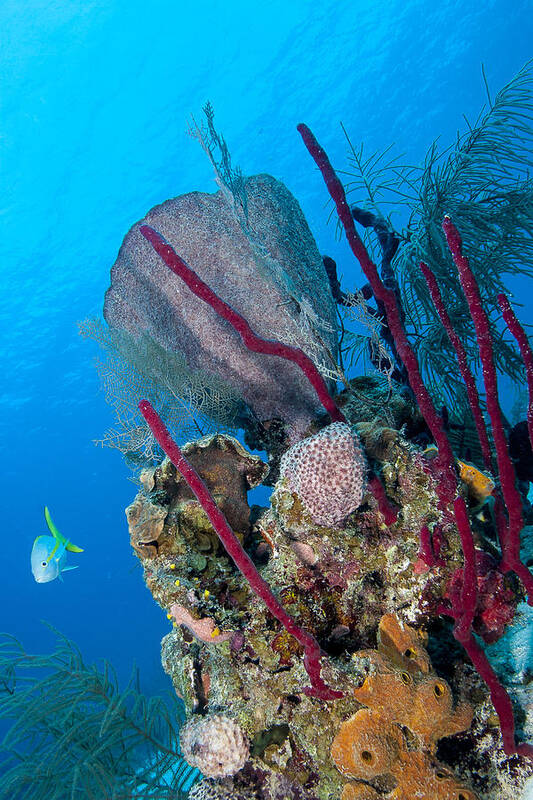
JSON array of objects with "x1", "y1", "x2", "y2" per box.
[
  {"x1": 279, "y1": 422, "x2": 367, "y2": 526},
  {"x1": 330, "y1": 614, "x2": 477, "y2": 799},
  {"x1": 331, "y1": 709, "x2": 478, "y2": 800},
  {"x1": 352, "y1": 614, "x2": 473, "y2": 751},
  {"x1": 126, "y1": 494, "x2": 167, "y2": 557},
  {"x1": 159, "y1": 434, "x2": 268, "y2": 539},
  {"x1": 127, "y1": 434, "x2": 267, "y2": 561}
]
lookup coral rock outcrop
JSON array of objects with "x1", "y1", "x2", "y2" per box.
[{"x1": 126, "y1": 403, "x2": 528, "y2": 798}]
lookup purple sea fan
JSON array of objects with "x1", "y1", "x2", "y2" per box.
[
  {"x1": 279, "y1": 421, "x2": 367, "y2": 526},
  {"x1": 104, "y1": 175, "x2": 339, "y2": 439}
]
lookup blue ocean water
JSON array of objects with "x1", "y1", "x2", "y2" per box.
[{"x1": 0, "y1": 0, "x2": 532, "y2": 705}]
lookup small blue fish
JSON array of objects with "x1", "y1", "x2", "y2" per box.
[{"x1": 31, "y1": 507, "x2": 83, "y2": 583}]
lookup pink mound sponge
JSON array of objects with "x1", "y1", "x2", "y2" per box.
[{"x1": 280, "y1": 421, "x2": 367, "y2": 526}]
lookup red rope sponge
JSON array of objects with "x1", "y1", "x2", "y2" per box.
[
  {"x1": 442, "y1": 217, "x2": 532, "y2": 600},
  {"x1": 298, "y1": 122, "x2": 532, "y2": 759},
  {"x1": 139, "y1": 398, "x2": 343, "y2": 701}
]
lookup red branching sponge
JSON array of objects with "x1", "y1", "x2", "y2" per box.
[
  {"x1": 414, "y1": 524, "x2": 444, "y2": 573},
  {"x1": 498, "y1": 293, "x2": 533, "y2": 468},
  {"x1": 420, "y1": 261, "x2": 493, "y2": 473},
  {"x1": 442, "y1": 217, "x2": 533, "y2": 601},
  {"x1": 443, "y1": 551, "x2": 517, "y2": 644},
  {"x1": 297, "y1": 123, "x2": 478, "y2": 641},
  {"x1": 280, "y1": 421, "x2": 367, "y2": 526},
  {"x1": 139, "y1": 398, "x2": 343, "y2": 701},
  {"x1": 298, "y1": 123, "x2": 533, "y2": 759}
]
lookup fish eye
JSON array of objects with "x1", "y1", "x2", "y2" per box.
[{"x1": 41, "y1": 561, "x2": 47, "y2": 567}]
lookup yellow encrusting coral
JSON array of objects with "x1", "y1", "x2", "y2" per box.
[
  {"x1": 331, "y1": 709, "x2": 478, "y2": 800},
  {"x1": 352, "y1": 614, "x2": 473, "y2": 751},
  {"x1": 330, "y1": 613, "x2": 478, "y2": 799}
]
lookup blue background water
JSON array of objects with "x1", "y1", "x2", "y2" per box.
[{"x1": 1, "y1": 0, "x2": 531, "y2": 696}]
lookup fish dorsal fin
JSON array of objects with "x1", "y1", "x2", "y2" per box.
[
  {"x1": 44, "y1": 506, "x2": 63, "y2": 541},
  {"x1": 44, "y1": 507, "x2": 84, "y2": 553}
]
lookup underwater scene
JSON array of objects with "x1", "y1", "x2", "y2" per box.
[{"x1": 1, "y1": 1, "x2": 533, "y2": 798}]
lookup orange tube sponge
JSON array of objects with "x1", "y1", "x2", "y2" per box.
[
  {"x1": 352, "y1": 613, "x2": 473, "y2": 750},
  {"x1": 391, "y1": 751, "x2": 478, "y2": 800},
  {"x1": 331, "y1": 708, "x2": 404, "y2": 779},
  {"x1": 376, "y1": 612, "x2": 431, "y2": 674},
  {"x1": 333, "y1": 614, "x2": 478, "y2": 797},
  {"x1": 353, "y1": 666, "x2": 472, "y2": 750},
  {"x1": 331, "y1": 709, "x2": 479, "y2": 799},
  {"x1": 342, "y1": 783, "x2": 381, "y2": 800}
]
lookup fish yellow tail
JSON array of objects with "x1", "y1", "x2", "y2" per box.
[{"x1": 44, "y1": 506, "x2": 84, "y2": 553}]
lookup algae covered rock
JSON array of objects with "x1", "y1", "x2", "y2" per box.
[{"x1": 124, "y1": 411, "x2": 528, "y2": 799}]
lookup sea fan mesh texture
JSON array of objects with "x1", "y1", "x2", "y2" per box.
[{"x1": 280, "y1": 422, "x2": 367, "y2": 526}]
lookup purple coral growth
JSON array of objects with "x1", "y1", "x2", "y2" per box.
[{"x1": 139, "y1": 224, "x2": 345, "y2": 426}]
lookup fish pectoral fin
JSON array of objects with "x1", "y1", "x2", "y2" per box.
[
  {"x1": 53, "y1": 541, "x2": 67, "y2": 562},
  {"x1": 66, "y1": 543, "x2": 84, "y2": 553},
  {"x1": 61, "y1": 565, "x2": 79, "y2": 573}
]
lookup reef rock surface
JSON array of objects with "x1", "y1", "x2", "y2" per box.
[{"x1": 125, "y1": 394, "x2": 533, "y2": 799}]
